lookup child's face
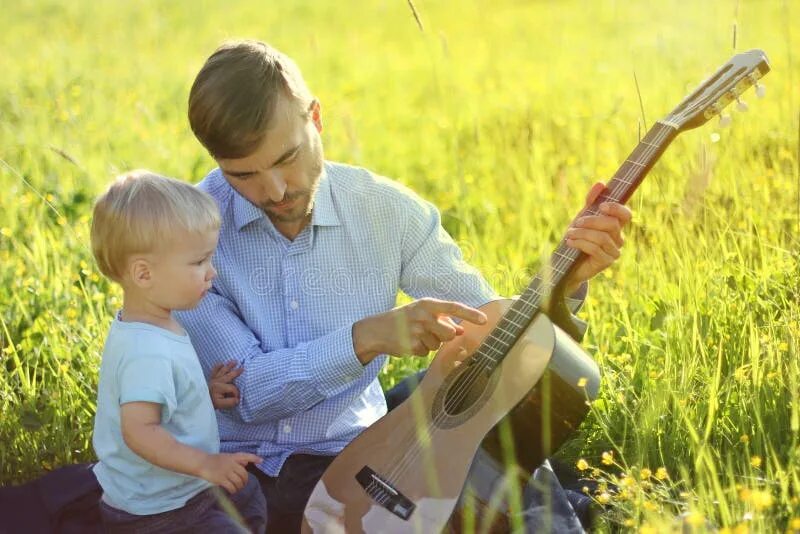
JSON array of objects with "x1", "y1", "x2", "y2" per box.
[{"x1": 147, "y1": 228, "x2": 219, "y2": 311}]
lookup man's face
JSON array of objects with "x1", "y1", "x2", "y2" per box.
[{"x1": 216, "y1": 94, "x2": 324, "y2": 228}]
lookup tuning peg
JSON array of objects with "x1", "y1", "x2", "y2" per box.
[
  {"x1": 736, "y1": 98, "x2": 749, "y2": 112},
  {"x1": 719, "y1": 114, "x2": 732, "y2": 128},
  {"x1": 755, "y1": 83, "x2": 766, "y2": 99}
]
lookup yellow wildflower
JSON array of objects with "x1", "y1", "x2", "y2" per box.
[
  {"x1": 577, "y1": 377, "x2": 588, "y2": 388},
  {"x1": 601, "y1": 451, "x2": 614, "y2": 465},
  {"x1": 655, "y1": 467, "x2": 669, "y2": 480},
  {"x1": 685, "y1": 511, "x2": 704, "y2": 527},
  {"x1": 596, "y1": 492, "x2": 611, "y2": 504},
  {"x1": 749, "y1": 490, "x2": 772, "y2": 510},
  {"x1": 740, "y1": 435, "x2": 750, "y2": 444},
  {"x1": 640, "y1": 468, "x2": 652, "y2": 480},
  {"x1": 576, "y1": 459, "x2": 589, "y2": 471},
  {"x1": 750, "y1": 456, "x2": 762, "y2": 468}
]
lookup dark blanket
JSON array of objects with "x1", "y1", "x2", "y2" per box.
[{"x1": 0, "y1": 462, "x2": 101, "y2": 533}]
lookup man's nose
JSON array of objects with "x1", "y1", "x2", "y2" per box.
[{"x1": 263, "y1": 171, "x2": 287, "y2": 202}]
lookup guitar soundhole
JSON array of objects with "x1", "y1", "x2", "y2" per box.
[
  {"x1": 443, "y1": 367, "x2": 491, "y2": 416},
  {"x1": 432, "y1": 360, "x2": 499, "y2": 429}
]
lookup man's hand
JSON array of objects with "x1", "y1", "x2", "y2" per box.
[
  {"x1": 208, "y1": 360, "x2": 242, "y2": 409},
  {"x1": 198, "y1": 452, "x2": 263, "y2": 494},
  {"x1": 562, "y1": 182, "x2": 632, "y2": 294},
  {"x1": 353, "y1": 298, "x2": 487, "y2": 364}
]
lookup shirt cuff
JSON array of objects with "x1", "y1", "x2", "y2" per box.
[{"x1": 306, "y1": 324, "x2": 365, "y2": 398}]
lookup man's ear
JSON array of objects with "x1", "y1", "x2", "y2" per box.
[
  {"x1": 128, "y1": 258, "x2": 153, "y2": 289},
  {"x1": 309, "y1": 100, "x2": 322, "y2": 133}
]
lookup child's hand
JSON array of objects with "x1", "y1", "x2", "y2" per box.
[
  {"x1": 208, "y1": 360, "x2": 243, "y2": 409},
  {"x1": 199, "y1": 452, "x2": 263, "y2": 494}
]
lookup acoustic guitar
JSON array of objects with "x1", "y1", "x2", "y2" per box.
[{"x1": 302, "y1": 49, "x2": 770, "y2": 533}]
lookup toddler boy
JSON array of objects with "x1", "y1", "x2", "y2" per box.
[{"x1": 90, "y1": 170, "x2": 266, "y2": 533}]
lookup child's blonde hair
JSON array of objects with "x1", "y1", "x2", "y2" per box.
[{"x1": 91, "y1": 170, "x2": 221, "y2": 283}]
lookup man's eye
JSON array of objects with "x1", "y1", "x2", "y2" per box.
[{"x1": 280, "y1": 150, "x2": 300, "y2": 166}]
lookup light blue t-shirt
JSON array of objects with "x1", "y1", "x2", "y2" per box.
[{"x1": 92, "y1": 314, "x2": 220, "y2": 515}]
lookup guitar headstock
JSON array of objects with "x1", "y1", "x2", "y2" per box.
[{"x1": 662, "y1": 49, "x2": 770, "y2": 132}]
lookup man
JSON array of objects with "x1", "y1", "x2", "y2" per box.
[{"x1": 177, "y1": 40, "x2": 630, "y2": 532}]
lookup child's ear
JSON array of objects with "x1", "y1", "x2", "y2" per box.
[{"x1": 129, "y1": 258, "x2": 153, "y2": 289}]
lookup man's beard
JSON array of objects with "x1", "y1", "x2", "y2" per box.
[{"x1": 260, "y1": 159, "x2": 323, "y2": 223}]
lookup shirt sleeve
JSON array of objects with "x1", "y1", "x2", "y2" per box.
[
  {"x1": 397, "y1": 191, "x2": 589, "y2": 340},
  {"x1": 176, "y1": 287, "x2": 364, "y2": 425},
  {"x1": 117, "y1": 354, "x2": 178, "y2": 422},
  {"x1": 398, "y1": 195, "x2": 498, "y2": 307}
]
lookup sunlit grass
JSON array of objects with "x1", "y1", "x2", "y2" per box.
[{"x1": 1, "y1": 0, "x2": 798, "y2": 530}]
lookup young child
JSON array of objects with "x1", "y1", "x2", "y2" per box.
[{"x1": 90, "y1": 170, "x2": 266, "y2": 533}]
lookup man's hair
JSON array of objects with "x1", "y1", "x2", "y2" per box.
[
  {"x1": 90, "y1": 170, "x2": 221, "y2": 283},
  {"x1": 188, "y1": 40, "x2": 314, "y2": 159}
]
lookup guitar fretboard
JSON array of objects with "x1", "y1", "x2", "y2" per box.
[{"x1": 475, "y1": 121, "x2": 679, "y2": 371}]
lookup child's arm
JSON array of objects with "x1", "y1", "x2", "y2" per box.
[
  {"x1": 120, "y1": 401, "x2": 261, "y2": 493},
  {"x1": 208, "y1": 360, "x2": 242, "y2": 410}
]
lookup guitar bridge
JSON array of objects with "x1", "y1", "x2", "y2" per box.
[{"x1": 355, "y1": 466, "x2": 416, "y2": 520}]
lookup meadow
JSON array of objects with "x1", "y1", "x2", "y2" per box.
[{"x1": 1, "y1": 0, "x2": 798, "y2": 531}]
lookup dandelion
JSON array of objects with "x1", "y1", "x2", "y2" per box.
[
  {"x1": 750, "y1": 456, "x2": 762, "y2": 468},
  {"x1": 576, "y1": 459, "x2": 589, "y2": 471},
  {"x1": 601, "y1": 451, "x2": 614, "y2": 465},
  {"x1": 655, "y1": 467, "x2": 669, "y2": 480}
]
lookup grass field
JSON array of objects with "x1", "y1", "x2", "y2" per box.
[{"x1": 1, "y1": 0, "x2": 798, "y2": 531}]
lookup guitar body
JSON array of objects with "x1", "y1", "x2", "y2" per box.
[{"x1": 302, "y1": 299, "x2": 600, "y2": 533}]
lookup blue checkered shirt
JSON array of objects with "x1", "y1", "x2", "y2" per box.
[{"x1": 175, "y1": 162, "x2": 503, "y2": 476}]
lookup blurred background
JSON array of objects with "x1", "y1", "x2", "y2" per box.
[{"x1": 1, "y1": 0, "x2": 798, "y2": 531}]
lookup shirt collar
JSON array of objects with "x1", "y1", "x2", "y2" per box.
[
  {"x1": 310, "y1": 168, "x2": 341, "y2": 228},
  {"x1": 232, "y1": 187, "x2": 265, "y2": 231},
  {"x1": 230, "y1": 165, "x2": 341, "y2": 232}
]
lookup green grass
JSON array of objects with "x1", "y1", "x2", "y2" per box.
[{"x1": 1, "y1": 0, "x2": 798, "y2": 531}]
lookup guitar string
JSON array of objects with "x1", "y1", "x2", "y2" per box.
[{"x1": 376, "y1": 123, "x2": 676, "y2": 493}]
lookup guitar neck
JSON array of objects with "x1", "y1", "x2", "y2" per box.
[{"x1": 477, "y1": 121, "x2": 679, "y2": 370}]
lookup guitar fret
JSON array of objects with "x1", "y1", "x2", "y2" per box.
[
  {"x1": 625, "y1": 159, "x2": 645, "y2": 167},
  {"x1": 481, "y1": 341, "x2": 505, "y2": 357},
  {"x1": 494, "y1": 324, "x2": 515, "y2": 337},
  {"x1": 503, "y1": 315, "x2": 524, "y2": 329},
  {"x1": 486, "y1": 333, "x2": 510, "y2": 349}
]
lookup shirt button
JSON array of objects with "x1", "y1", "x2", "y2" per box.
[
  {"x1": 283, "y1": 424, "x2": 292, "y2": 434},
  {"x1": 290, "y1": 300, "x2": 299, "y2": 310}
]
